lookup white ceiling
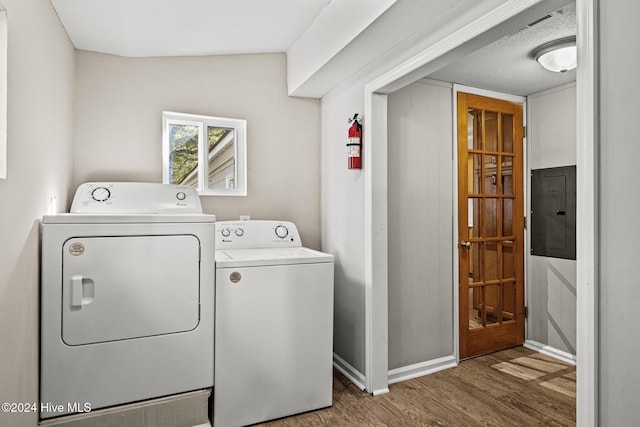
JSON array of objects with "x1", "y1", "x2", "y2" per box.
[
  {"x1": 50, "y1": 0, "x2": 331, "y2": 57},
  {"x1": 428, "y1": 2, "x2": 576, "y2": 96},
  {"x1": 51, "y1": 0, "x2": 575, "y2": 97}
]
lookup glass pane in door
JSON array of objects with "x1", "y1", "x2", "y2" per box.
[
  {"x1": 484, "y1": 242, "x2": 499, "y2": 281},
  {"x1": 468, "y1": 287, "x2": 483, "y2": 329},
  {"x1": 485, "y1": 198, "x2": 498, "y2": 238},
  {"x1": 467, "y1": 110, "x2": 482, "y2": 150},
  {"x1": 502, "y1": 281, "x2": 516, "y2": 321},
  {"x1": 502, "y1": 156, "x2": 514, "y2": 195},
  {"x1": 470, "y1": 198, "x2": 482, "y2": 238},
  {"x1": 484, "y1": 285, "x2": 500, "y2": 325},
  {"x1": 484, "y1": 155, "x2": 498, "y2": 195},
  {"x1": 502, "y1": 242, "x2": 515, "y2": 280},
  {"x1": 502, "y1": 114, "x2": 514, "y2": 153},
  {"x1": 485, "y1": 111, "x2": 499, "y2": 152},
  {"x1": 469, "y1": 242, "x2": 483, "y2": 283},
  {"x1": 468, "y1": 154, "x2": 482, "y2": 194},
  {"x1": 502, "y1": 198, "x2": 514, "y2": 236}
]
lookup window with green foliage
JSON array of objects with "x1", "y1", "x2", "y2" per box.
[{"x1": 162, "y1": 112, "x2": 247, "y2": 196}]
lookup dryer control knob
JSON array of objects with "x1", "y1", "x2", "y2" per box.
[
  {"x1": 91, "y1": 186, "x2": 111, "y2": 202},
  {"x1": 275, "y1": 225, "x2": 289, "y2": 239},
  {"x1": 221, "y1": 228, "x2": 231, "y2": 237},
  {"x1": 235, "y1": 228, "x2": 244, "y2": 237}
]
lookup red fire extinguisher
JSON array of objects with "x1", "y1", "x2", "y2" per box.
[{"x1": 347, "y1": 113, "x2": 362, "y2": 169}]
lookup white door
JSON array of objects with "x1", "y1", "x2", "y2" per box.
[{"x1": 62, "y1": 235, "x2": 200, "y2": 345}]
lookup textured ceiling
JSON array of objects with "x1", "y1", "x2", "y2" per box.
[{"x1": 428, "y1": 3, "x2": 576, "y2": 96}]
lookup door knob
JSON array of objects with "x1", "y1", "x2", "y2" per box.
[{"x1": 460, "y1": 241, "x2": 472, "y2": 249}]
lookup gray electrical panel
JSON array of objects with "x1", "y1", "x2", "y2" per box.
[{"x1": 531, "y1": 166, "x2": 576, "y2": 260}]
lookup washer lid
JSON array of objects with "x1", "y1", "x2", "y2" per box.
[{"x1": 215, "y1": 247, "x2": 333, "y2": 267}]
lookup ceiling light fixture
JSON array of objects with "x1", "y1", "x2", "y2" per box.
[{"x1": 532, "y1": 36, "x2": 577, "y2": 73}]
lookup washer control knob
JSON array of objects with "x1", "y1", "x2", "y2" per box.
[
  {"x1": 221, "y1": 228, "x2": 231, "y2": 237},
  {"x1": 235, "y1": 228, "x2": 244, "y2": 237},
  {"x1": 176, "y1": 191, "x2": 186, "y2": 201},
  {"x1": 91, "y1": 187, "x2": 111, "y2": 202},
  {"x1": 275, "y1": 225, "x2": 289, "y2": 239}
]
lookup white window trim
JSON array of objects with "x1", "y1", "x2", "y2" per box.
[{"x1": 162, "y1": 111, "x2": 247, "y2": 196}]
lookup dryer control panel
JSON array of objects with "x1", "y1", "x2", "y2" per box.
[
  {"x1": 216, "y1": 220, "x2": 302, "y2": 249},
  {"x1": 70, "y1": 182, "x2": 203, "y2": 214}
]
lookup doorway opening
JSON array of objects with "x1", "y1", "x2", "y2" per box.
[{"x1": 366, "y1": 0, "x2": 596, "y2": 424}]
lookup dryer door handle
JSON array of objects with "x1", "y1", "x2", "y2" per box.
[
  {"x1": 70, "y1": 275, "x2": 95, "y2": 308},
  {"x1": 70, "y1": 275, "x2": 83, "y2": 307}
]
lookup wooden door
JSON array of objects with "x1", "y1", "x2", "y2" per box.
[{"x1": 457, "y1": 92, "x2": 525, "y2": 359}]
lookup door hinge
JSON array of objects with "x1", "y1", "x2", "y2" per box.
[
  {"x1": 524, "y1": 216, "x2": 527, "y2": 229},
  {"x1": 523, "y1": 125, "x2": 527, "y2": 138},
  {"x1": 524, "y1": 306, "x2": 528, "y2": 318}
]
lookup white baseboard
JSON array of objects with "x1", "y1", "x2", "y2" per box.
[
  {"x1": 372, "y1": 387, "x2": 390, "y2": 396},
  {"x1": 524, "y1": 339, "x2": 577, "y2": 366},
  {"x1": 388, "y1": 355, "x2": 457, "y2": 385},
  {"x1": 333, "y1": 353, "x2": 366, "y2": 391}
]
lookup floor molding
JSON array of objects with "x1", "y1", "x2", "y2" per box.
[
  {"x1": 388, "y1": 355, "x2": 457, "y2": 385},
  {"x1": 333, "y1": 353, "x2": 366, "y2": 391},
  {"x1": 524, "y1": 340, "x2": 577, "y2": 366}
]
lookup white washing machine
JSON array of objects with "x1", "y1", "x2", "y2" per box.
[
  {"x1": 40, "y1": 182, "x2": 215, "y2": 419},
  {"x1": 213, "y1": 220, "x2": 334, "y2": 427}
]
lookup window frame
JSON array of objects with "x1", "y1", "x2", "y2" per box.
[{"x1": 162, "y1": 111, "x2": 247, "y2": 196}]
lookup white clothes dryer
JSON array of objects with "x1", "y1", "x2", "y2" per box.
[
  {"x1": 40, "y1": 182, "x2": 215, "y2": 419},
  {"x1": 213, "y1": 220, "x2": 334, "y2": 427}
]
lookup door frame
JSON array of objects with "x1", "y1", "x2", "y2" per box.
[
  {"x1": 363, "y1": 0, "x2": 598, "y2": 425},
  {"x1": 453, "y1": 85, "x2": 527, "y2": 361}
]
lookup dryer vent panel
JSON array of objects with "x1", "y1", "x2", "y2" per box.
[{"x1": 531, "y1": 166, "x2": 576, "y2": 260}]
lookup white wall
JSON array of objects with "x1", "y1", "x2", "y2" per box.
[
  {"x1": 387, "y1": 80, "x2": 454, "y2": 369},
  {"x1": 599, "y1": 2, "x2": 640, "y2": 425},
  {"x1": 527, "y1": 82, "x2": 576, "y2": 355},
  {"x1": 0, "y1": 0, "x2": 76, "y2": 426},
  {"x1": 322, "y1": 0, "x2": 511, "y2": 377},
  {"x1": 321, "y1": 83, "x2": 367, "y2": 373},
  {"x1": 528, "y1": 83, "x2": 577, "y2": 169},
  {"x1": 74, "y1": 52, "x2": 322, "y2": 249}
]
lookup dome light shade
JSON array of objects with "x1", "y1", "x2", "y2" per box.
[{"x1": 532, "y1": 36, "x2": 577, "y2": 73}]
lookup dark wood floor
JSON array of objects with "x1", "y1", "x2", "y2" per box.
[{"x1": 258, "y1": 346, "x2": 576, "y2": 426}]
